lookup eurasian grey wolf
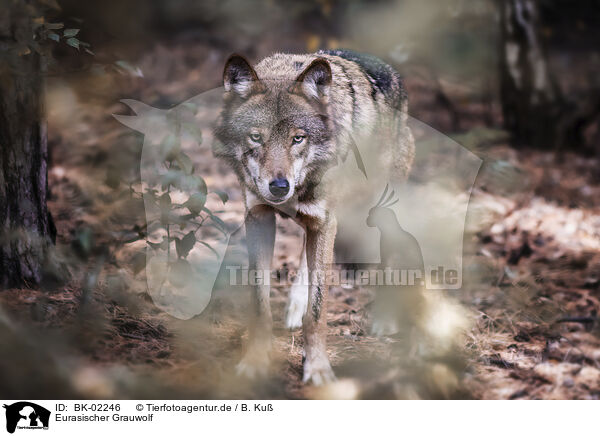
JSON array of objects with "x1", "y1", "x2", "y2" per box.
[{"x1": 213, "y1": 49, "x2": 415, "y2": 385}]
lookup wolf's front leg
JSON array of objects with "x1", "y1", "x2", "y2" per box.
[
  {"x1": 285, "y1": 233, "x2": 308, "y2": 329},
  {"x1": 236, "y1": 205, "x2": 275, "y2": 378},
  {"x1": 302, "y1": 216, "x2": 337, "y2": 385}
]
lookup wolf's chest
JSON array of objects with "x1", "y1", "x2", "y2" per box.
[{"x1": 244, "y1": 188, "x2": 328, "y2": 224}]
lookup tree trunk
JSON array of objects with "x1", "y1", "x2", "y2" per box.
[
  {"x1": 499, "y1": 0, "x2": 560, "y2": 148},
  {"x1": 0, "y1": 3, "x2": 54, "y2": 288},
  {"x1": 499, "y1": 0, "x2": 600, "y2": 150}
]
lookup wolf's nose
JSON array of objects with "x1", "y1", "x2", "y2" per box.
[{"x1": 269, "y1": 177, "x2": 290, "y2": 197}]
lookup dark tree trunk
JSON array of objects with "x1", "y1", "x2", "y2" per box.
[
  {"x1": 0, "y1": 3, "x2": 54, "y2": 288},
  {"x1": 499, "y1": 0, "x2": 600, "y2": 150},
  {"x1": 499, "y1": 0, "x2": 560, "y2": 148}
]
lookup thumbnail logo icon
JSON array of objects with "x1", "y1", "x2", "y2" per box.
[{"x1": 3, "y1": 402, "x2": 50, "y2": 434}]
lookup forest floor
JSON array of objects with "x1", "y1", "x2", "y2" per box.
[{"x1": 1, "y1": 40, "x2": 599, "y2": 399}]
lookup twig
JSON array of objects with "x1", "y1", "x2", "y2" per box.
[{"x1": 556, "y1": 316, "x2": 596, "y2": 324}]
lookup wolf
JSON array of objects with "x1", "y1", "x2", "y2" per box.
[{"x1": 213, "y1": 49, "x2": 415, "y2": 385}]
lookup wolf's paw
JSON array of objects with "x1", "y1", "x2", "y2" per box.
[
  {"x1": 302, "y1": 355, "x2": 336, "y2": 386},
  {"x1": 371, "y1": 317, "x2": 400, "y2": 336},
  {"x1": 285, "y1": 285, "x2": 308, "y2": 329},
  {"x1": 236, "y1": 349, "x2": 270, "y2": 379}
]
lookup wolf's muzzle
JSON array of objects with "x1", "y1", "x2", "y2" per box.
[{"x1": 269, "y1": 177, "x2": 290, "y2": 198}]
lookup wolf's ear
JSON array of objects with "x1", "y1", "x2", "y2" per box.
[
  {"x1": 223, "y1": 54, "x2": 263, "y2": 98},
  {"x1": 292, "y1": 58, "x2": 332, "y2": 103}
]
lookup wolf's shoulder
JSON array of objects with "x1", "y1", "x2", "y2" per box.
[
  {"x1": 318, "y1": 50, "x2": 396, "y2": 91},
  {"x1": 318, "y1": 49, "x2": 406, "y2": 108}
]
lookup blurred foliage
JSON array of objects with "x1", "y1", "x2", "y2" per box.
[
  {"x1": 0, "y1": 0, "x2": 94, "y2": 72},
  {"x1": 128, "y1": 103, "x2": 228, "y2": 289}
]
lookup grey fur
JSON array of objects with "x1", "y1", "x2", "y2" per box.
[{"x1": 214, "y1": 50, "x2": 414, "y2": 385}]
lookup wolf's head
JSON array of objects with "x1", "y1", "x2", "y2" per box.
[{"x1": 214, "y1": 54, "x2": 336, "y2": 205}]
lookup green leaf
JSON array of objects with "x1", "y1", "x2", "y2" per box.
[
  {"x1": 63, "y1": 28, "x2": 80, "y2": 37},
  {"x1": 175, "y1": 231, "x2": 196, "y2": 259},
  {"x1": 47, "y1": 32, "x2": 60, "y2": 42},
  {"x1": 183, "y1": 192, "x2": 206, "y2": 215},
  {"x1": 180, "y1": 174, "x2": 207, "y2": 194},
  {"x1": 212, "y1": 190, "x2": 229, "y2": 204},
  {"x1": 184, "y1": 192, "x2": 206, "y2": 215},
  {"x1": 66, "y1": 37, "x2": 80, "y2": 49},
  {"x1": 160, "y1": 134, "x2": 180, "y2": 161},
  {"x1": 176, "y1": 152, "x2": 194, "y2": 175},
  {"x1": 196, "y1": 175, "x2": 208, "y2": 195},
  {"x1": 161, "y1": 170, "x2": 180, "y2": 191},
  {"x1": 181, "y1": 122, "x2": 203, "y2": 143}
]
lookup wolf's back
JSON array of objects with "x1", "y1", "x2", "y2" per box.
[{"x1": 318, "y1": 49, "x2": 408, "y2": 113}]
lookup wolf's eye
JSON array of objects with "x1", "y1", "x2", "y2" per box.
[
  {"x1": 292, "y1": 135, "x2": 305, "y2": 145},
  {"x1": 249, "y1": 133, "x2": 262, "y2": 144}
]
